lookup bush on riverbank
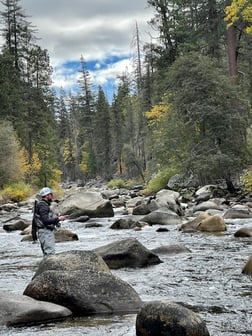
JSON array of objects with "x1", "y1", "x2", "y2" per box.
[
  {"x1": 0, "y1": 182, "x2": 33, "y2": 203},
  {"x1": 144, "y1": 167, "x2": 178, "y2": 195}
]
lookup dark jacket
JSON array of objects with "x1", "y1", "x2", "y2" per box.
[{"x1": 36, "y1": 200, "x2": 59, "y2": 228}]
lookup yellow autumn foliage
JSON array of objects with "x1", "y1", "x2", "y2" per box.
[
  {"x1": 19, "y1": 147, "x2": 41, "y2": 183},
  {"x1": 225, "y1": 0, "x2": 252, "y2": 34},
  {"x1": 145, "y1": 104, "x2": 169, "y2": 127},
  {"x1": 63, "y1": 138, "x2": 75, "y2": 163}
]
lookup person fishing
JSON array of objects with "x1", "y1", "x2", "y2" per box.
[{"x1": 32, "y1": 187, "x2": 66, "y2": 256}]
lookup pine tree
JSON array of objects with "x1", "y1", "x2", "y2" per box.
[{"x1": 94, "y1": 86, "x2": 111, "y2": 180}]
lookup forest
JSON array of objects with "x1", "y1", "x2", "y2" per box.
[{"x1": 0, "y1": 0, "x2": 251, "y2": 200}]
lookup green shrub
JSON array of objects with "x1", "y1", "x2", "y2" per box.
[
  {"x1": 107, "y1": 179, "x2": 127, "y2": 189},
  {"x1": 0, "y1": 182, "x2": 33, "y2": 203},
  {"x1": 240, "y1": 170, "x2": 252, "y2": 192},
  {"x1": 143, "y1": 167, "x2": 178, "y2": 195}
]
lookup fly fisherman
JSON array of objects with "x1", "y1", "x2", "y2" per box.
[{"x1": 33, "y1": 187, "x2": 66, "y2": 256}]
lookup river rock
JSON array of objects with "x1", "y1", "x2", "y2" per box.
[
  {"x1": 180, "y1": 213, "x2": 226, "y2": 232},
  {"x1": 136, "y1": 300, "x2": 210, "y2": 336},
  {"x1": 93, "y1": 237, "x2": 162, "y2": 269},
  {"x1": 32, "y1": 250, "x2": 110, "y2": 277},
  {"x1": 0, "y1": 203, "x2": 18, "y2": 212},
  {"x1": 141, "y1": 207, "x2": 182, "y2": 225},
  {"x1": 223, "y1": 207, "x2": 252, "y2": 219},
  {"x1": 110, "y1": 216, "x2": 145, "y2": 230},
  {"x1": 198, "y1": 214, "x2": 226, "y2": 232},
  {"x1": 151, "y1": 244, "x2": 191, "y2": 255},
  {"x1": 3, "y1": 219, "x2": 30, "y2": 232},
  {"x1": 180, "y1": 212, "x2": 209, "y2": 232},
  {"x1": 23, "y1": 250, "x2": 143, "y2": 316},
  {"x1": 20, "y1": 228, "x2": 79, "y2": 242},
  {"x1": 55, "y1": 189, "x2": 114, "y2": 218},
  {"x1": 242, "y1": 256, "x2": 252, "y2": 276},
  {"x1": 234, "y1": 227, "x2": 252, "y2": 237},
  {"x1": 0, "y1": 291, "x2": 72, "y2": 327},
  {"x1": 192, "y1": 200, "x2": 224, "y2": 213},
  {"x1": 151, "y1": 189, "x2": 184, "y2": 216}
]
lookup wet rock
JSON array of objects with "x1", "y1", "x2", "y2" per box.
[
  {"x1": 93, "y1": 237, "x2": 162, "y2": 269},
  {"x1": 156, "y1": 227, "x2": 169, "y2": 232},
  {"x1": 151, "y1": 244, "x2": 191, "y2": 255},
  {"x1": 136, "y1": 300, "x2": 210, "y2": 336},
  {"x1": 20, "y1": 228, "x2": 79, "y2": 242},
  {"x1": 223, "y1": 207, "x2": 252, "y2": 219},
  {"x1": 0, "y1": 203, "x2": 18, "y2": 212},
  {"x1": 33, "y1": 250, "x2": 110, "y2": 277},
  {"x1": 192, "y1": 200, "x2": 224, "y2": 213},
  {"x1": 3, "y1": 219, "x2": 30, "y2": 232},
  {"x1": 242, "y1": 256, "x2": 252, "y2": 276},
  {"x1": 142, "y1": 208, "x2": 182, "y2": 225},
  {"x1": 234, "y1": 227, "x2": 252, "y2": 237},
  {"x1": 69, "y1": 215, "x2": 89, "y2": 222},
  {"x1": 151, "y1": 189, "x2": 184, "y2": 216},
  {"x1": 132, "y1": 203, "x2": 151, "y2": 215},
  {"x1": 23, "y1": 251, "x2": 142, "y2": 316},
  {"x1": 110, "y1": 216, "x2": 145, "y2": 229},
  {"x1": 0, "y1": 291, "x2": 72, "y2": 327}
]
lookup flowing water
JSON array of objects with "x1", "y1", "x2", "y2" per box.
[{"x1": 0, "y1": 206, "x2": 251, "y2": 335}]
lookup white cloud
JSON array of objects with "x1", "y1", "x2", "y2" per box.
[{"x1": 0, "y1": 0, "x2": 157, "y2": 96}]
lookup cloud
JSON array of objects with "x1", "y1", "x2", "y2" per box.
[{"x1": 1, "y1": 0, "x2": 156, "y2": 97}]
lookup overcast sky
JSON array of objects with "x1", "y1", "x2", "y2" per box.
[{"x1": 1, "y1": 0, "x2": 156, "y2": 98}]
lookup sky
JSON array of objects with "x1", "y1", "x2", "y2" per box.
[{"x1": 1, "y1": 0, "x2": 156, "y2": 100}]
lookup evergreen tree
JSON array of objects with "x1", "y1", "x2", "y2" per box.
[
  {"x1": 149, "y1": 52, "x2": 250, "y2": 188},
  {"x1": 77, "y1": 55, "x2": 96, "y2": 178},
  {"x1": 94, "y1": 86, "x2": 111, "y2": 180}
]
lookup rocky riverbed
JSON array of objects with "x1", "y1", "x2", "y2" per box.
[{"x1": 0, "y1": 183, "x2": 251, "y2": 335}]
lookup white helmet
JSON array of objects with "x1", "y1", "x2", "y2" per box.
[{"x1": 39, "y1": 187, "x2": 53, "y2": 197}]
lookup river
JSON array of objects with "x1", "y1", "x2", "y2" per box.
[{"x1": 0, "y1": 206, "x2": 251, "y2": 335}]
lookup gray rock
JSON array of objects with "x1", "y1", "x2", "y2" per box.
[
  {"x1": 110, "y1": 216, "x2": 144, "y2": 229},
  {"x1": 56, "y1": 189, "x2": 114, "y2": 218},
  {"x1": 151, "y1": 244, "x2": 191, "y2": 255},
  {"x1": 142, "y1": 208, "x2": 182, "y2": 225},
  {"x1": 93, "y1": 238, "x2": 162, "y2": 269},
  {"x1": 0, "y1": 291, "x2": 72, "y2": 327},
  {"x1": 23, "y1": 250, "x2": 143, "y2": 316},
  {"x1": 234, "y1": 227, "x2": 252, "y2": 237}
]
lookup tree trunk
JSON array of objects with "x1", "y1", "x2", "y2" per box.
[{"x1": 227, "y1": 25, "x2": 238, "y2": 84}]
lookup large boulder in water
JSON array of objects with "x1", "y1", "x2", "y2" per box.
[
  {"x1": 55, "y1": 189, "x2": 114, "y2": 218},
  {"x1": 136, "y1": 300, "x2": 210, "y2": 336},
  {"x1": 23, "y1": 250, "x2": 142, "y2": 316},
  {"x1": 93, "y1": 238, "x2": 162, "y2": 269},
  {"x1": 0, "y1": 291, "x2": 71, "y2": 327}
]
